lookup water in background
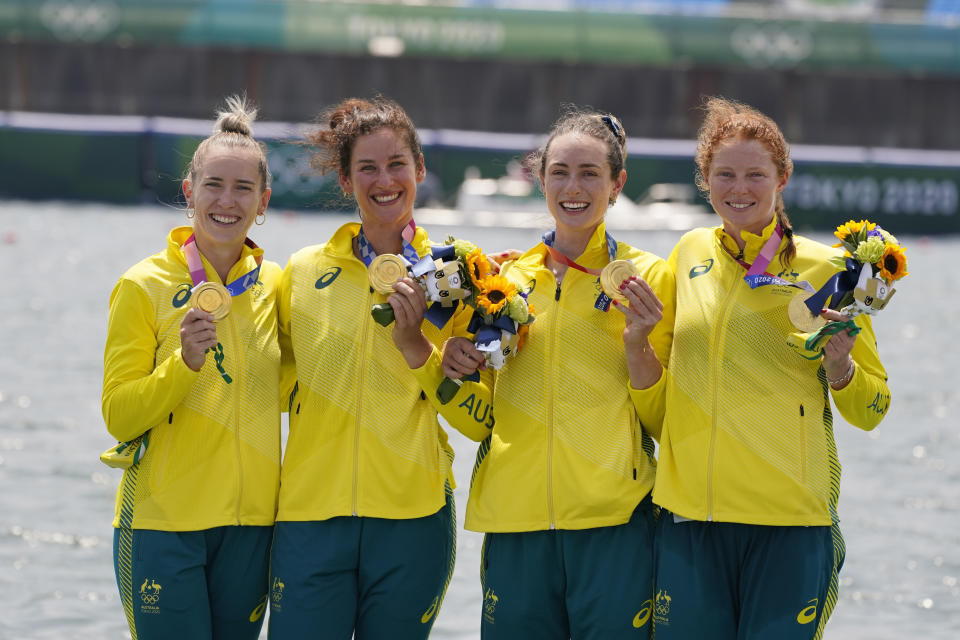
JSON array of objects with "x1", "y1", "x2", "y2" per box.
[{"x1": 0, "y1": 201, "x2": 956, "y2": 639}]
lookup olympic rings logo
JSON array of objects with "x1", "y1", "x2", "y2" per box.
[
  {"x1": 266, "y1": 144, "x2": 330, "y2": 198},
  {"x1": 141, "y1": 594, "x2": 159, "y2": 605},
  {"x1": 39, "y1": 1, "x2": 119, "y2": 43},
  {"x1": 730, "y1": 23, "x2": 814, "y2": 68}
]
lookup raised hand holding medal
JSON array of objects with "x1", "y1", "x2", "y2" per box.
[
  {"x1": 369, "y1": 254, "x2": 411, "y2": 295},
  {"x1": 600, "y1": 259, "x2": 639, "y2": 304},
  {"x1": 180, "y1": 233, "x2": 263, "y2": 370},
  {"x1": 180, "y1": 306, "x2": 219, "y2": 371},
  {"x1": 183, "y1": 234, "x2": 262, "y2": 322},
  {"x1": 787, "y1": 292, "x2": 826, "y2": 333},
  {"x1": 192, "y1": 281, "x2": 232, "y2": 320},
  {"x1": 362, "y1": 224, "x2": 472, "y2": 328}
]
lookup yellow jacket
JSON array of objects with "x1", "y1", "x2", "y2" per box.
[
  {"x1": 441, "y1": 223, "x2": 675, "y2": 533},
  {"x1": 653, "y1": 220, "x2": 891, "y2": 526},
  {"x1": 276, "y1": 222, "x2": 488, "y2": 522},
  {"x1": 102, "y1": 226, "x2": 282, "y2": 531}
]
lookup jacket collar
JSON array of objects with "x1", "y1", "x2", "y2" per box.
[
  {"x1": 518, "y1": 221, "x2": 614, "y2": 271},
  {"x1": 714, "y1": 217, "x2": 783, "y2": 265},
  {"x1": 167, "y1": 225, "x2": 264, "y2": 281},
  {"x1": 326, "y1": 221, "x2": 432, "y2": 261}
]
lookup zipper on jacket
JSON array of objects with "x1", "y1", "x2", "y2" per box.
[
  {"x1": 352, "y1": 287, "x2": 374, "y2": 516},
  {"x1": 228, "y1": 311, "x2": 243, "y2": 526},
  {"x1": 799, "y1": 404, "x2": 807, "y2": 485},
  {"x1": 546, "y1": 278, "x2": 560, "y2": 529},
  {"x1": 705, "y1": 265, "x2": 740, "y2": 521}
]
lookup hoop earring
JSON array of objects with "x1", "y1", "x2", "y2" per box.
[
  {"x1": 256, "y1": 211, "x2": 266, "y2": 225},
  {"x1": 186, "y1": 207, "x2": 195, "y2": 219}
]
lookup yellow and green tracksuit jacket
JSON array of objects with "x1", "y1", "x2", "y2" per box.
[
  {"x1": 653, "y1": 220, "x2": 891, "y2": 526},
  {"x1": 276, "y1": 222, "x2": 489, "y2": 523},
  {"x1": 439, "y1": 222, "x2": 676, "y2": 533},
  {"x1": 102, "y1": 226, "x2": 282, "y2": 531}
]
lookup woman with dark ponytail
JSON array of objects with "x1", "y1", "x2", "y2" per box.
[
  {"x1": 268, "y1": 96, "x2": 487, "y2": 639},
  {"x1": 651, "y1": 97, "x2": 892, "y2": 639},
  {"x1": 441, "y1": 106, "x2": 675, "y2": 639}
]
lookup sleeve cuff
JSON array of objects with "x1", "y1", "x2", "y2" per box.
[
  {"x1": 409, "y1": 345, "x2": 445, "y2": 394},
  {"x1": 173, "y1": 347, "x2": 203, "y2": 380},
  {"x1": 629, "y1": 369, "x2": 667, "y2": 440}
]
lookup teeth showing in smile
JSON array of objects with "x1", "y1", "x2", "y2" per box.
[
  {"x1": 561, "y1": 201, "x2": 588, "y2": 211},
  {"x1": 728, "y1": 203, "x2": 752, "y2": 210},
  {"x1": 211, "y1": 214, "x2": 240, "y2": 224},
  {"x1": 373, "y1": 193, "x2": 401, "y2": 204}
]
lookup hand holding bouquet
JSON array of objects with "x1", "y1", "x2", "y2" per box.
[
  {"x1": 436, "y1": 238, "x2": 535, "y2": 404},
  {"x1": 789, "y1": 219, "x2": 908, "y2": 352},
  {"x1": 829, "y1": 219, "x2": 908, "y2": 315}
]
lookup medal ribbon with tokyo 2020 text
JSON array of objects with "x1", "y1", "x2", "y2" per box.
[
  {"x1": 731, "y1": 224, "x2": 860, "y2": 348},
  {"x1": 730, "y1": 223, "x2": 810, "y2": 290},
  {"x1": 183, "y1": 234, "x2": 263, "y2": 294},
  {"x1": 542, "y1": 229, "x2": 619, "y2": 311}
]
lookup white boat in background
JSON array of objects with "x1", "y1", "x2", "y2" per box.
[
  {"x1": 416, "y1": 167, "x2": 715, "y2": 232},
  {"x1": 610, "y1": 183, "x2": 717, "y2": 232}
]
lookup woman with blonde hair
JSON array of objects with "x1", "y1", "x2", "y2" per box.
[{"x1": 102, "y1": 95, "x2": 280, "y2": 639}]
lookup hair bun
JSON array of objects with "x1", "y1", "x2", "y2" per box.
[
  {"x1": 213, "y1": 95, "x2": 257, "y2": 136},
  {"x1": 328, "y1": 98, "x2": 375, "y2": 132}
]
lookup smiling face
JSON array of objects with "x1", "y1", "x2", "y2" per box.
[
  {"x1": 541, "y1": 133, "x2": 626, "y2": 247},
  {"x1": 183, "y1": 149, "x2": 270, "y2": 254},
  {"x1": 339, "y1": 127, "x2": 425, "y2": 232},
  {"x1": 706, "y1": 136, "x2": 789, "y2": 239}
]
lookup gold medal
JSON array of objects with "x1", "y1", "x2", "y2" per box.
[
  {"x1": 600, "y1": 260, "x2": 639, "y2": 304},
  {"x1": 788, "y1": 292, "x2": 826, "y2": 332},
  {"x1": 368, "y1": 254, "x2": 408, "y2": 295},
  {"x1": 192, "y1": 281, "x2": 232, "y2": 320}
]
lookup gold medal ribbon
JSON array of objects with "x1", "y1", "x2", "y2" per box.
[{"x1": 182, "y1": 234, "x2": 262, "y2": 320}]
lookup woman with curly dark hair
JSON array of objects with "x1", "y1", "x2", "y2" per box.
[{"x1": 267, "y1": 97, "x2": 488, "y2": 639}]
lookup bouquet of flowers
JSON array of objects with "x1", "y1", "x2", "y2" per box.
[
  {"x1": 366, "y1": 237, "x2": 534, "y2": 403},
  {"x1": 829, "y1": 219, "x2": 908, "y2": 315},
  {"x1": 435, "y1": 237, "x2": 534, "y2": 404},
  {"x1": 788, "y1": 219, "x2": 908, "y2": 352}
]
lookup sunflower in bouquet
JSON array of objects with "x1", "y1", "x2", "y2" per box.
[
  {"x1": 789, "y1": 219, "x2": 908, "y2": 354},
  {"x1": 436, "y1": 238, "x2": 535, "y2": 403},
  {"x1": 830, "y1": 219, "x2": 908, "y2": 315},
  {"x1": 365, "y1": 236, "x2": 534, "y2": 403}
]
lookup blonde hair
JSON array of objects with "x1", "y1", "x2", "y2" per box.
[{"x1": 187, "y1": 95, "x2": 271, "y2": 191}]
